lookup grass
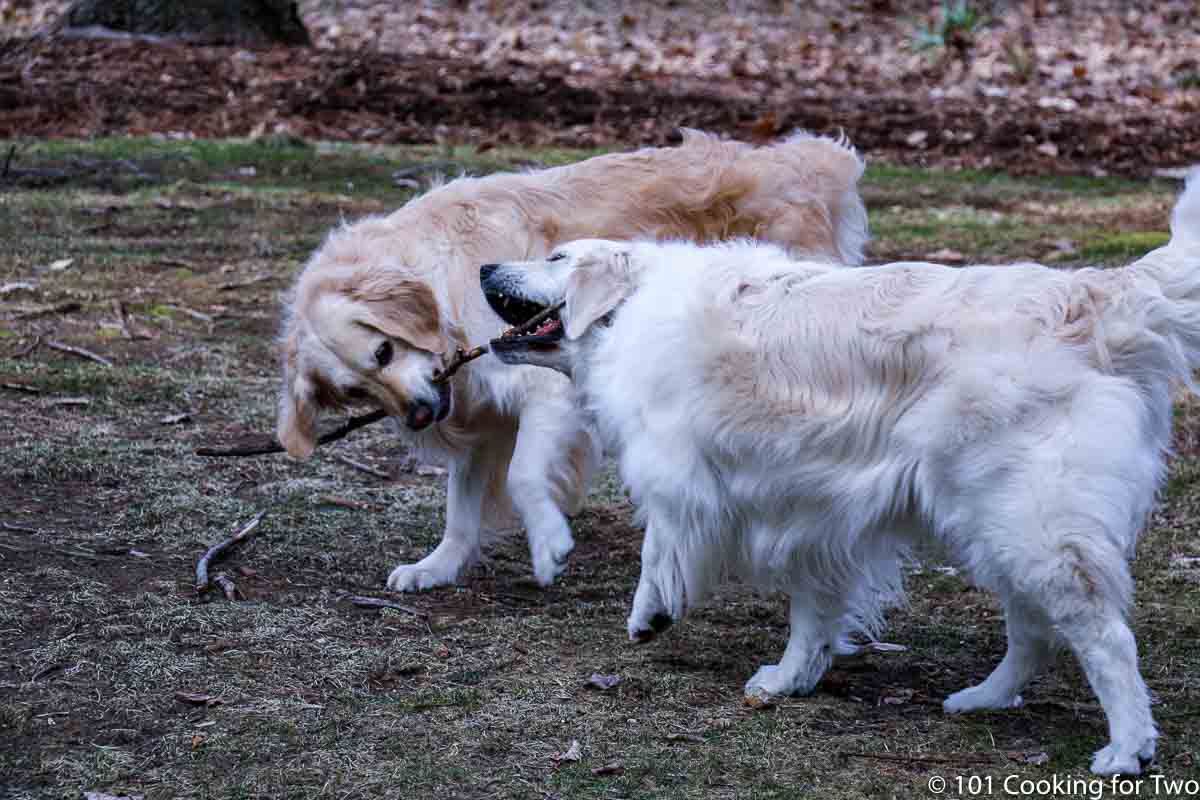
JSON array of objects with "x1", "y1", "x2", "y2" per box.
[{"x1": 1, "y1": 137, "x2": 1197, "y2": 799}]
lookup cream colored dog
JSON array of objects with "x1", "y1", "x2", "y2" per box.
[
  {"x1": 277, "y1": 131, "x2": 868, "y2": 591},
  {"x1": 481, "y1": 173, "x2": 1200, "y2": 774}
]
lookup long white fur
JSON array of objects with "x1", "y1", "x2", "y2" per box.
[{"x1": 485, "y1": 172, "x2": 1200, "y2": 776}]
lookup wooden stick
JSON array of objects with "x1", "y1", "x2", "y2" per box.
[
  {"x1": 195, "y1": 511, "x2": 266, "y2": 594},
  {"x1": 195, "y1": 409, "x2": 388, "y2": 457},
  {"x1": 196, "y1": 302, "x2": 562, "y2": 458},
  {"x1": 212, "y1": 572, "x2": 241, "y2": 601},
  {"x1": 346, "y1": 595, "x2": 429, "y2": 617},
  {"x1": 838, "y1": 751, "x2": 999, "y2": 767},
  {"x1": 46, "y1": 340, "x2": 113, "y2": 368},
  {"x1": 331, "y1": 453, "x2": 392, "y2": 480},
  {"x1": 12, "y1": 336, "x2": 42, "y2": 359},
  {"x1": 496, "y1": 300, "x2": 566, "y2": 340}
]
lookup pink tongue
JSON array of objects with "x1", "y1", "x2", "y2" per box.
[{"x1": 535, "y1": 318, "x2": 562, "y2": 336}]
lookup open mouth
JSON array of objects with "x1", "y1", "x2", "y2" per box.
[{"x1": 484, "y1": 288, "x2": 564, "y2": 351}]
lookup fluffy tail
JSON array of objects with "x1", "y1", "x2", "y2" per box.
[{"x1": 1106, "y1": 171, "x2": 1200, "y2": 393}]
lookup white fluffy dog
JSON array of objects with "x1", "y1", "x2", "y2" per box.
[
  {"x1": 481, "y1": 174, "x2": 1200, "y2": 775},
  {"x1": 276, "y1": 131, "x2": 868, "y2": 591}
]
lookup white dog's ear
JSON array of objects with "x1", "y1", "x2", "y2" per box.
[{"x1": 564, "y1": 251, "x2": 633, "y2": 339}]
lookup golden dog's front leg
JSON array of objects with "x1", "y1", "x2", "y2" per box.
[{"x1": 385, "y1": 447, "x2": 497, "y2": 592}]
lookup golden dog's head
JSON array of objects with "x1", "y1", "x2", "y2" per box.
[{"x1": 277, "y1": 219, "x2": 454, "y2": 459}]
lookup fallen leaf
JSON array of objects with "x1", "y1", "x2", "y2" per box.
[
  {"x1": 159, "y1": 412, "x2": 192, "y2": 425},
  {"x1": 1007, "y1": 750, "x2": 1050, "y2": 765},
  {"x1": 881, "y1": 688, "x2": 914, "y2": 705},
  {"x1": 905, "y1": 130, "x2": 929, "y2": 147},
  {"x1": 128, "y1": 549, "x2": 151, "y2": 558},
  {"x1": 1036, "y1": 141, "x2": 1059, "y2": 158},
  {"x1": 866, "y1": 642, "x2": 909, "y2": 653},
  {"x1": 926, "y1": 248, "x2": 966, "y2": 263},
  {"x1": 47, "y1": 258, "x2": 74, "y2": 272},
  {"x1": 191, "y1": 733, "x2": 206, "y2": 749},
  {"x1": 592, "y1": 761, "x2": 623, "y2": 776},
  {"x1": 586, "y1": 673, "x2": 621, "y2": 690},
  {"x1": 554, "y1": 739, "x2": 582, "y2": 762},
  {"x1": 743, "y1": 692, "x2": 775, "y2": 709}
]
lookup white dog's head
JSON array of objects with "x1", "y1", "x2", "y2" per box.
[{"x1": 481, "y1": 239, "x2": 638, "y2": 375}]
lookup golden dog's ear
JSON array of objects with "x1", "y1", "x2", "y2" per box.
[
  {"x1": 564, "y1": 251, "x2": 633, "y2": 339},
  {"x1": 350, "y1": 271, "x2": 445, "y2": 354},
  {"x1": 277, "y1": 372, "x2": 318, "y2": 459},
  {"x1": 276, "y1": 332, "x2": 318, "y2": 459}
]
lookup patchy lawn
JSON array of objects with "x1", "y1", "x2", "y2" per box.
[{"x1": 1, "y1": 139, "x2": 1197, "y2": 799}]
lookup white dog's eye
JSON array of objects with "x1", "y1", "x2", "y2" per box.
[
  {"x1": 547, "y1": 253, "x2": 566, "y2": 262},
  {"x1": 375, "y1": 340, "x2": 393, "y2": 367}
]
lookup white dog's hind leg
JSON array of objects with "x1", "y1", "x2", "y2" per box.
[
  {"x1": 944, "y1": 601, "x2": 1054, "y2": 713},
  {"x1": 508, "y1": 401, "x2": 585, "y2": 586},
  {"x1": 744, "y1": 591, "x2": 841, "y2": 702},
  {"x1": 386, "y1": 449, "x2": 494, "y2": 591},
  {"x1": 1064, "y1": 610, "x2": 1157, "y2": 775}
]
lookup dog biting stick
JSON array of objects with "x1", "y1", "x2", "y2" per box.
[{"x1": 196, "y1": 342, "x2": 491, "y2": 458}]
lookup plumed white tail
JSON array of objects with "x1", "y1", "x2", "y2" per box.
[{"x1": 1170, "y1": 168, "x2": 1200, "y2": 249}]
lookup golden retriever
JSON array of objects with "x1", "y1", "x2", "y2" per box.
[{"x1": 277, "y1": 130, "x2": 868, "y2": 591}]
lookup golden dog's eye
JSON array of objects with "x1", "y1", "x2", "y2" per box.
[
  {"x1": 375, "y1": 340, "x2": 393, "y2": 368},
  {"x1": 547, "y1": 253, "x2": 566, "y2": 262}
]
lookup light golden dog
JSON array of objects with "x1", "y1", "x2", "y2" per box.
[{"x1": 276, "y1": 130, "x2": 868, "y2": 591}]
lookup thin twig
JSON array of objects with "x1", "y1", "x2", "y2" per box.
[
  {"x1": 46, "y1": 340, "x2": 113, "y2": 368},
  {"x1": 212, "y1": 572, "x2": 241, "y2": 601},
  {"x1": 331, "y1": 453, "x2": 392, "y2": 480},
  {"x1": 195, "y1": 511, "x2": 266, "y2": 594},
  {"x1": 13, "y1": 336, "x2": 42, "y2": 359},
  {"x1": 2, "y1": 521, "x2": 39, "y2": 534},
  {"x1": 838, "y1": 751, "x2": 999, "y2": 767},
  {"x1": 432, "y1": 344, "x2": 487, "y2": 383},
  {"x1": 346, "y1": 595, "x2": 429, "y2": 617},
  {"x1": 194, "y1": 304, "x2": 563, "y2": 457},
  {"x1": 2, "y1": 382, "x2": 41, "y2": 394},
  {"x1": 195, "y1": 409, "x2": 388, "y2": 457},
  {"x1": 1, "y1": 143, "x2": 15, "y2": 181},
  {"x1": 496, "y1": 300, "x2": 567, "y2": 340}
]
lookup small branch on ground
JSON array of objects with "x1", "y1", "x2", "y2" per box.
[
  {"x1": 1, "y1": 144, "x2": 15, "y2": 181},
  {"x1": 2, "y1": 382, "x2": 41, "y2": 394},
  {"x1": 212, "y1": 572, "x2": 241, "y2": 601},
  {"x1": 331, "y1": 453, "x2": 392, "y2": 480},
  {"x1": 195, "y1": 511, "x2": 266, "y2": 595},
  {"x1": 837, "y1": 751, "x2": 999, "y2": 767},
  {"x1": 17, "y1": 301, "x2": 82, "y2": 319},
  {"x1": 12, "y1": 336, "x2": 42, "y2": 359},
  {"x1": 345, "y1": 595, "x2": 429, "y2": 617},
  {"x1": 46, "y1": 340, "x2": 113, "y2": 367}
]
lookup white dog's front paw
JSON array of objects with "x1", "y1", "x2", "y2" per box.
[
  {"x1": 943, "y1": 685, "x2": 1024, "y2": 714},
  {"x1": 743, "y1": 664, "x2": 807, "y2": 704},
  {"x1": 530, "y1": 526, "x2": 575, "y2": 587},
  {"x1": 1089, "y1": 737, "x2": 1156, "y2": 776}
]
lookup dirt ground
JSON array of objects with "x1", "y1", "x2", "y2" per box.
[
  {"x1": 2, "y1": 1, "x2": 1200, "y2": 798},
  {"x1": 1, "y1": 1, "x2": 1199, "y2": 176},
  {"x1": 1, "y1": 138, "x2": 1199, "y2": 799}
]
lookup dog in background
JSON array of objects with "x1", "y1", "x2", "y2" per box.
[
  {"x1": 276, "y1": 130, "x2": 868, "y2": 591},
  {"x1": 481, "y1": 173, "x2": 1200, "y2": 774}
]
